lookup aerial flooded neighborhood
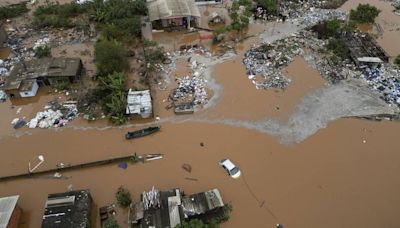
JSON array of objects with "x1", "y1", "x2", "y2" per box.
[{"x1": 0, "y1": 0, "x2": 400, "y2": 227}]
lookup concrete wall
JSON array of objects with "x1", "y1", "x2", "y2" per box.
[{"x1": 19, "y1": 80, "x2": 39, "y2": 98}]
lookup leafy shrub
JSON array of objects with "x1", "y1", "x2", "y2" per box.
[
  {"x1": 326, "y1": 38, "x2": 348, "y2": 59},
  {"x1": 95, "y1": 38, "x2": 129, "y2": 76},
  {"x1": 116, "y1": 186, "x2": 131, "y2": 207},
  {"x1": 34, "y1": 46, "x2": 51, "y2": 58},
  {"x1": 256, "y1": 0, "x2": 278, "y2": 15},
  {"x1": 0, "y1": 3, "x2": 29, "y2": 20},
  {"x1": 104, "y1": 219, "x2": 120, "y2": 228},
  {"x1": 350, "y1": 4, "x2": 381, "y2": 24},
  {"x1": 395, "y1": 55, "x2": 400, "y2": 66}
]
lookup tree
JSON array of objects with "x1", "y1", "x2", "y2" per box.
[
  {"x1": 97, "y1": 72, "x2": 128, "y2": 125},
  {"x1": 395, "y1": 55, "x2": 400, "y2": 66},
  {"x1": 326, "y1": 38, "x2": 348, "y2": 59},
  {"x1": 257, "y1": 0, "x2": 278, "y2": 15},
  {"x1": 230, "y1": 0, "x2": 252, "y2": 34},
  {"x1": 325, "y1": 18, "x2": 341, "y2": 38},
  {"x1": 116, "y1": 186, "x2": 132, "y2": 207},
  {"x1": 349, "y1": 4, "x2": 381, "y2": 24},
  {"x1": 95, "y1": 38, "x2": 129, "y2": 76},
  {"x1": 104, "y1": 219, "x2": 120, "y2": 228}
]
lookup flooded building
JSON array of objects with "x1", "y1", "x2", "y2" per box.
[
  {"x1": 135, "y1": 187, "x2": 225, "y2": 227},
  {"x1": 342, "y1": 32, "x2": 389, "y2": 66},
  {"x1": 147, "y1": 0, "x2": 201, "y2": 30},
  {"x1": 41, "y1": 189, "x2": 92, "y2": 228},
  {"x1": 181, "y1": 189, "x2": 225, "y2": 222},
  {"x1": 1, "y1": 58, "x2": 82, "y2": 98},
  {"x1": 0, "y1": 195, "x2": 22, "y2": 228},
  {"x1": 126, "y1": 89, "x2": 153, "y2": 118}
]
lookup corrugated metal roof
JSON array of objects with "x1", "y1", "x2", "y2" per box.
[
  {"x1": 126, "y1": 89, "x2": 152, "y2": 117},
  {"x1": 0, "y1": 195, "x2": 19, "y2": 228},
  {"x1": 147, "y1": 0, "x2": 201, "y2": 21}
]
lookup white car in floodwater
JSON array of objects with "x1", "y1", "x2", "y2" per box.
[{"x1": 219, "y1": 159, "x2": 241, "y2": 178}]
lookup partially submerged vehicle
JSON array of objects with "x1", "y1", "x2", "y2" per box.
[
  {"x1": 219, "y1": 159, "x2": 241, "y2": 178},
  {"x1": 174, "y1": 103, "x2": 194, "y2": 115},
  {"x1": 125, "y1": 126, "x2": 160, "y2": 140}
]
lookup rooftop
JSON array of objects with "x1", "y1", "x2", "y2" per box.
[
  {"x1": 0, "y1": 195, "x2": 19, "y2": 228},
  {"x1": 41, "y1": 189, "x2": 92, "y2": 228},
  {"x1": 126, "y1": 89, "x2": 153, "y2": 117},
  {"x1": 182, "y1": 189, "x2": 224, "y2": 218},
  {"x1": 147, "y1": 0, "x2": 201, "y2": 21},
  {"x1": 2, "y1": 57, "x2": 81, "y2": 90}
]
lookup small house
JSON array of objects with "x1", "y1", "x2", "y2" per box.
[
  {"x1": 133, "y1": 187, "x2": 225, "y2": 228},
  {"x1": 147, "y1": 0, "x2": 201, "y2": 30},
  {"x1": 41, "y1": 189, "x2": 92, "y2": 228},
  {"x1": 126, "y1": 89, "x2": 153, "y2": 118},
  {"x1": 0, "y1": 195, "x2": 22, "y2": 228},
  {"x1": 1, "y1": 57, "x2": 82, "y2": 98}
]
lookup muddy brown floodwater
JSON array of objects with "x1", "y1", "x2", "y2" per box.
[
  {"x1": 1, "y1": 119, "x2": 400, "y2": 228},
  {"x1": 1, "y1": 0, "x2": 400, "y2": 227}
]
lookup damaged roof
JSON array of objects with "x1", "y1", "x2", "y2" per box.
[
  {"x1": 2, "y1": 57, "x2": 81, "y2": 90},
  {"x1": 41, "y1": 189, "x2": 92, "y2": 228},
  {"x1": 147, "y1": 0, "x2": 201, "y2": 21}
]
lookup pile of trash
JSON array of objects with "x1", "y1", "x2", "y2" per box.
[
  {"x1": 243, "y1": 34, "x2": 305, "y2": 89},
  {"x1": 0, "y1": 90, "x2": 6, "y2": 102},
  {"x1": 297, "y1": 8, "x2": 347, "y2": 27},
  {"x1": 170, "y1": 72, "x2": 208, "y2": 106},
  {"x1": 28, "y1": 100, "x2": 79, "y2": 129},
  {"x1": 361, "y1": 66, "x2": 400, "y2": 106},
  {"x1": 33, "y1": 37, "x2": 50, "y2": 51}
]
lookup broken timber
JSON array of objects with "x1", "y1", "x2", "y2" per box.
[{"x1": 0, "y1": 154, "x2": 163, "y2": 182}]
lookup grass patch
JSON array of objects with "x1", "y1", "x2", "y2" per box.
[{"x1": 0, "y1": 3, "x2": 29, "y2": 20}]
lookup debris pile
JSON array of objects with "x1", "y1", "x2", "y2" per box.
[
  {"x1": 33, "y1": 37, "x2": 50, "y2": 51},
  {"x1": 0, "y1": 90, "x2": 6, "y2": 101},
  {"x1": 361, "y1": 66, "x2": 400, "y2": 106},
  {"x1": 243, "y1": 35, "x2": 305, "y2": 89},
  {"x1": 170, "y1": 71, "x2": 208, "y2": 105},
  {"x1": 142, "y1": 186, "x2": 161, "y2": 210},
  {"x1": 28, "y1": 100, "x2": 78, "y2": 128}
]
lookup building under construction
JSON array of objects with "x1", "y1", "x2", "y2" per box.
[{"x1": 342, "y1": 32, "x2": 389, "y2": 66}]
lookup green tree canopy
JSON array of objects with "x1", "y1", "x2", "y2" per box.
[
  {"x1": 349, "y1": 4, "x2": 381, "y2": 24},
  {"x1": 95, "y1": 38, "x2": 129, "y2": 76},
  {"x1": 256, "y1": 0, "x2": 278, "y2": 15},
  {"x1": 104, "y1": 219, "x2": 120, "y2": 228},
  {"x1": 97, "y1": 72, "x2": 127, "y2": 125}
]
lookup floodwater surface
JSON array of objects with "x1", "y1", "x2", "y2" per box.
[
  {"x1": 1, "y1": 1, "x2": 400, "y2": 228},
  {"x1": 1, "y1": 119, "x2": 400, "y2": 228}
]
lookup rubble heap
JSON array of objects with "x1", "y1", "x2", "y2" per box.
[
  {"x1": 254, "y1": 0, "x2": 346, "y2": 25},
  {"x1": 0, "y1": 90, "x2": 6, "y2": 102},
  {"x1": 243, "y1": 34, "x2": 306, "y2": 89},
  {"x1": 361, "y1": 66, "x2": 400, "y2": 106},
  {"x1": 170, "y1": 60, "x2": 208, "y2": 106},
  {"x1": 28, "y1": 100, "x2": 78, "y2": 129}
]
